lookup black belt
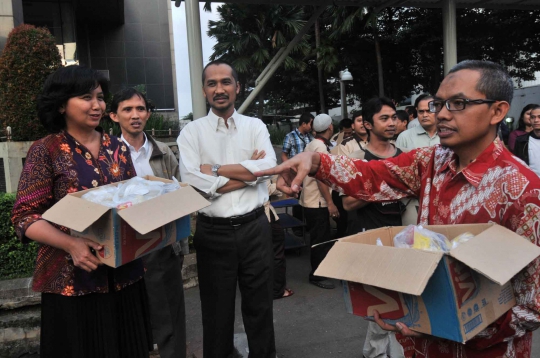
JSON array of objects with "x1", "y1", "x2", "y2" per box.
[{"x1": 197, "y1": 206, "x2": 265, "y2": 227}]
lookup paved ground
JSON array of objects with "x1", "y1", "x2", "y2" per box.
[{"x1": 184, "y1": 240, "x2": 540, "y2": 357}]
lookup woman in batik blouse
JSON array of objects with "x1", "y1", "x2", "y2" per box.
[{"x1": 11, "y1": 66, "x2": 152, "y2": 358}]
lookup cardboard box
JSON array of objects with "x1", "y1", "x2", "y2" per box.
[
  {"x1": 43, "y1": 176, "x2": 210, "y2": 267},
  {"x1": 315, "y1": 223, "x2": 540, "y2": 343}
]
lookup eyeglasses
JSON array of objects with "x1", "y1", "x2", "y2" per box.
[{"x1": 428, "y1": 98, "x2": 498, "y2": 113}]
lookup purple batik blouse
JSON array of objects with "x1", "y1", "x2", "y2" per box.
[{"x1": 11, "y1": 129, "x2": 144, "y2": 296}]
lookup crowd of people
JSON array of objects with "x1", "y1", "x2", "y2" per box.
[{"x1": 8, "y1": 58, "x2": 540, "y2": 358}]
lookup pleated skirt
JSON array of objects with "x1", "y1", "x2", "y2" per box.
[{"x1": 40, "y1": 279, "x2": 153, "y2": 358}]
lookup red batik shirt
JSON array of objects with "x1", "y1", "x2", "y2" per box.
[
  {"x1": 315, "y1": 138, "x2": 540, "y2": 358},
  {"x1": 11, "y1": 130, "x2": 144, "y2": 296}
]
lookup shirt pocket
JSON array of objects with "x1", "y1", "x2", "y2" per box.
[{"x1": 237, "y1": 146, "x2": 255, "y2": 162}]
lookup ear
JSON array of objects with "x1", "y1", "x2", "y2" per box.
[
  {"x1": 235, "y1": 81, "x2": 240, "y2": 95},
  {"x1": 363, "y1": 121, "x2": 373, "y2": 131},
  {"x1": 142, "y1": 110, "x2": 152, "y2": 121},
  {"x1": 109, "y1": 112, "x2": 120, "y2": 123},
  {"x1": 490, "y1": 101, "x2": 510, "y2": 126}
]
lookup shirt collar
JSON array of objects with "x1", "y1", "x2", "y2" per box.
[
  {"x1": 436, "y1": 137, "x2": 505, "y2": 187},
  {"x1": 208, "y1": 109, "x2": 238, "y2": 131},
  {"x1": 414, "y1": 125, "x2": 428, "y2": 135},
  {"x1": 121, "y1": 133, "x2": 149, "y2": 154}
]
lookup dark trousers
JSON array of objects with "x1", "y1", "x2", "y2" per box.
[
  {"x1": 304, "y1": 207, "x2": 334, "y2": 280},
  {"x1": 144, "y1": 246, "x2": 186, "y2": 358},
  {"x1": 195, "y1": 215, "x2": 276, "y2": 358},
  {"x1": 270, "y1": 215, "x2": 286, "y2": 298},
  {"x1": 332, "y1": 191, "x2": 348, "y2": 239}
]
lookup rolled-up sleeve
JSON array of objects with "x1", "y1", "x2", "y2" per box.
[
  {"x1": 239, "y1": 122, "x2": 277, "y2": 186},
  {"x1": 178, "y1": 125, "x2": 230, "y2": 199}
]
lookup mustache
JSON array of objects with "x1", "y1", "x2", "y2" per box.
[{"x1": 213, "y1": 95, "x2": 229, "y2": 101}]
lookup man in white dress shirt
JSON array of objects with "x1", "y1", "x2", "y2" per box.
[{"x1": 177, "y1": 60, "x2": 277, "y2": 358}]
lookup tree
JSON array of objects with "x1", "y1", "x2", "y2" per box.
[
  {"x1": 208, "y1": 6, "x2": 540, "y2": 112},
  {"x1": 207, "y1": 4, "x2": 309, "y2": 117},
  {"x1": 0, "y1": 24, "x2": 61, "y2": 141}
]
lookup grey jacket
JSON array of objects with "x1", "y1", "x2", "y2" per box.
[
  {"x1": 147, "y1": 135, "x2": 186, "y2": 254},
  {"x1": 148, "y1": 136, "x2": 180, "y2": 181}
]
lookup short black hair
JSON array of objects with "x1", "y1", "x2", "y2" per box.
[
  {"x1": 395, "y1": 110, "x2": 409, "y2": 123},
  {"x1": 448, "y1": 60, "x2": 513, "y2": 103},
  {"x1": 405, "y1": 105, "x2": 417, "y2": 118},
  {"x1": 414, "y1": 94, "x2": 433, "y2": 109},
  {"x1": 110, "y1": 87, "x2": 155, "y2": 113},
  {"x1": 37, "y1": 66, "x2": 109, "y2": 133},
  {"x1": 361, "y1": 97, "x2": 396, "y2": 126},
  {"x1": 299, "y1": 112, "x2": 314, "y2": 126},
  {"x1": 202, "y1": 60, "x2": 239, "y2": 85},
  {"x1": 339, "y1": 118, "x2": 353, "y2": 129},
  {"x1": 351, "y1": 111, "x2": 362, "y2": 121},
  {"x1": 517, "y1": 103, "x2": 540, "y2": 131}
]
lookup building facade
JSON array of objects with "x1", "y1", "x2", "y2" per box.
[{"x1": 0, "y1": 0, "x2": 178, "y2": 112}]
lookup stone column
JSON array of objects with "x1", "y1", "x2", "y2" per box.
[{"x1": 0, "y1": 0, "x2": 23, "y2": 54}]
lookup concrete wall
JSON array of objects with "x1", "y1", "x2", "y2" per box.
[
  {"x1": 0, "y1": 0, "x2": 23, "y2": 54},
  {"x1": 0, "y1": 141, "x2": 33, "y2": 193}
]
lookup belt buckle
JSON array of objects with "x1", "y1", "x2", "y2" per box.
[{"x1": 229, "y1": 215, "x2": 241, "y2": 227}]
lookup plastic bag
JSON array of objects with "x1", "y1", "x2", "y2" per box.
[
  {"x1": 82, "y1": 177, "x2": 181, "y2": 209},
  {"x1": 450, "y1": 232, "x2": 474, "y2": 250},
  {"x1": 393, "y1": 225, "x2": 451, "y2": 253}
]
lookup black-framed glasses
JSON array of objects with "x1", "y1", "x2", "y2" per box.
[{"x1": 428, "y1": 98, "x2": 498, "y2": 113}]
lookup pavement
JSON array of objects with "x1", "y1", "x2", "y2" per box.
[{"x1": 184, "y1": 235, "x2": 540, "y2": 358}]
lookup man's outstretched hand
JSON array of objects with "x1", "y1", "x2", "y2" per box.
[{"x1": 254, "y1": 152, "x2": 322, "y2": 197}]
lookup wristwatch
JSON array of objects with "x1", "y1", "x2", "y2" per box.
[{"x1": 211, "y1": 164, "x2": 221, "y2": 177}]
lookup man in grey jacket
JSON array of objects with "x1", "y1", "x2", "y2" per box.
[{"x1": 110, "y1": 88, "x2": 186, "y2": 358}]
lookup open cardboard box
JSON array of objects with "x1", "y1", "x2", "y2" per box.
[
  {"x1": 43, "y1": 176, "x2": 210, "y2": 267},
  {"x1": 315, "y1": 223, "x2": 540, "y2": 343}
]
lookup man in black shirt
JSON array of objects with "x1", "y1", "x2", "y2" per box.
[{"x1": 342, "y1": 97, "x2": 406, "y2": 358}]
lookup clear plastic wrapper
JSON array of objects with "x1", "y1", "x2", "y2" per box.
[
  {"x1": 81, "y1": 176, "x2": 180, "y2": 209},
  {"x1": 393, "y1": 225, "x2": 451, "y2": 253},
  {"x1": 450, "y1": 232, "x2": 474, "y2": 250}
]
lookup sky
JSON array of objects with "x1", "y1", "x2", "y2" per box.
[{"x1": 171, "y1": 3, "x2": 222, "y2": 117}]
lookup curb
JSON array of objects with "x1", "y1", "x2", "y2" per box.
[{"x1": 0, "y1": 253, "x2": 199, "y2": 357}]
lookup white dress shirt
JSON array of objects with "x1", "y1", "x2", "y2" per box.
[
  {"x1": 528, "y1": 136, "x2": 540, "y2": 177},
  {"x1": 122, "y1": 133, "x2": 154, "y2": 177},
  {"x1": 407, "y1": 117, "x2": 419, "y2": 129},
  {"x1": 395, "y1": 124, "x2": 439, "y2": 150},
  {"x1": 178, "y1": 110, "x2": 277, "y2": 218}
]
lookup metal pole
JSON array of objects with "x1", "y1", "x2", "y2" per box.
[
  {"x1": 185, "y1": 0, "x2": 207, "y2": 119},
  {"x1": 442, "y1": 0, "x2": 457, "y2": 74},
  {"x1": 255, "y1": 48, "x2": 285, "y2": 86},
  {"x1": 238, "y1": 6, "x2": 326, "y2": 114},
  {"x1": 340, "y1": 80, "x2": 347, "y2": 119}
]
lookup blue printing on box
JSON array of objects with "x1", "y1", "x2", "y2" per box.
[
  {"x1": 421, "y1": 258, "x2": 462, "y2": 341},
  {"x1": 464, "y1": 314, "x2": 483, "y2": 334},
  {"x1": 176, "y1": 215, "x2": 191, "y2": 241},
  {"x1": 342, "y1": 281, "x2": 353, "y2": 314}
]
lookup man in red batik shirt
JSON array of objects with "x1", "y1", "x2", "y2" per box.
[{"x1": 255, "y1": 60, "x2": 540, "y2": 358}]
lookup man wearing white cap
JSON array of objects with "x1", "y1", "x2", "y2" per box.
[{"x1": 299, "y1": 114, "x2": 339, "y2": 289}]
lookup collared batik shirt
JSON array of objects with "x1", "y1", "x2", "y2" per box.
[
  {"x1": 315, "y1": 138, "x2": 540, "y2": 358},
  {"x1": 11, "y1": 130, "x2": 143, "y2": 296}
]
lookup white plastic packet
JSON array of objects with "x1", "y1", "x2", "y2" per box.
[
  {"x1": 450, "y1": 232, "x2": 474, "y2": 250},
  {"x1": 82, "y1": 177, "x2": 181, "y2": 209},
  {"x1": 393, "y1": 225, "x2": 450, "y2": 253}
]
